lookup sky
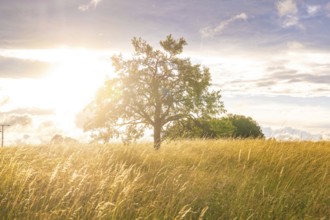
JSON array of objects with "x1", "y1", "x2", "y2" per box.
[{"x1": 0, "y1": 0, "x2": 330, "y2": 145}]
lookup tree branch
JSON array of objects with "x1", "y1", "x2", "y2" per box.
[
  {"x1": 134, "y1": 104, "x2": 154, "y2": 126},
  {"x1": 163, "y1": 113, "x2": 188, "y2": 125}
]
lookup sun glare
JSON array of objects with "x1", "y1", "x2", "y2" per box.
[
  {"x1": 0, "y1": 47, "x2": 115, "y2": 135},
  {"x1": 42, "y1": 48, "x2": 113, "y2": 130}
]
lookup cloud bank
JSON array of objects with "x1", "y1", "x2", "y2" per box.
[
  {"x1": 263, "y1": 127, "x2": 329, "y2": 141},
  {"x1": 0, "y1": 56, "x2": 50, "y2": 79},
  {"x1": 6, "y1": 108, "x2": 54, "y2": 116},
  {"x1": 3, "y1": 115, "x2": 32, "y2": 127}
]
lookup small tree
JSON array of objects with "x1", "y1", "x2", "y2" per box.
[
  {"x1": 226, "y1": 114, "x2": 264, "y2": 138},
  {"x1": 84, "y1": 35, "x2": 224, "y2": 149}
]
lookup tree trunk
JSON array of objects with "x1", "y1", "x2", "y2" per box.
[{"x1": 153, "y1": 121, "x2": 161, "y2": 150}]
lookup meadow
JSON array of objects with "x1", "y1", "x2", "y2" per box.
[{"x1": 0, "y1": 140, "x2": 329, "y2": 219}]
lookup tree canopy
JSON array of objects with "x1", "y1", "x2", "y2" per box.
[{"x1": 83, "y1": 35, "x2": 224, "y2": 149}]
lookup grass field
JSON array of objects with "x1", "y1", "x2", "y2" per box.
[{"x1": 0, "y1": 140, "x2": 329, "y2": 219}]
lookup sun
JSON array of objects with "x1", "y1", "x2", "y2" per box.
[
  {"x1": 46, "y1": 48, "x2": 111, "y2": 104},
  {"x1": 41, "y1": 48, "x2": 114, "y2": 130}
]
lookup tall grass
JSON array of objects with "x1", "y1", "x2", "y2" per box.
[{"x1": 0, "y1": 140, "x2": 329, "y2": 219}]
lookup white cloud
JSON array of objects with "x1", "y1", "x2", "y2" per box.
[
  {"x1": 321, "y1": 133, "x2": 330, "y2": 140},
  {"x1": 78, "y1": 0, "x2": 103, "y2": 12},
  {"x1": 282, "y1": 15, "x2": 304, "y2": 30},
  {"x1": 306, "y1": 5, "x2": 321, "y2": 16},
  {"x1": 287, "y1": 41, "x2": 304, "y2": 50},
  {"x1": 276, "y1": 0, "x2": 304, "y2": 29},
  {"x1": 200, "y1": 13, "x2": 248, "y2": 38},
  {"x1": 276, "y1": 0, "x2": 297, "y2": 17},
  {"x1": 326, "y1": 3, "x2": 330, "y2": 17},
  {"x1": 263, "y1": 127, "x2": 322, "y2": 141},
  {"x1": 0, "y1": 96, "x2": 10, "y2": 107}
]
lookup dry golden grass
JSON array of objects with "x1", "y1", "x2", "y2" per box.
[{"x1": 0, "y1": 140, "x2": 329, "y2": 219}]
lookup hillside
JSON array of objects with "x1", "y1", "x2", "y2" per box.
[{"x1": 0, "y1": 140, "x2": 329, "y2": 219}]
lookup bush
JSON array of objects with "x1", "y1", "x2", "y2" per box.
[
  {"x1": 164, "y1": 114, "x2": 264, "y2": 139},
  {"x1": 226, "y1": 114, "x2": 264, "y2": 138}
]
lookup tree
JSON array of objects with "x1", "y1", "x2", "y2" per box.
[
  {"x1": 84, "y1": 35, "x2": 224, "y2": 149},
  {"x1": 164, "y1": 114, "x2": 264, "y2": 140},
  {"x1": 226, "y1": 114, "x2": 264, "y2": 138},
  {"x1": 164, "y1": 117, "x2": 234, "y2": 139},
  {"x1": 50, "y1": 134, "x2": 79, "y2": 145}
]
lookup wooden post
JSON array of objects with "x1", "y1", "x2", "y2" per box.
[{"x1": 0, "y1": 125, "x2": 10, "y2": 147}]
